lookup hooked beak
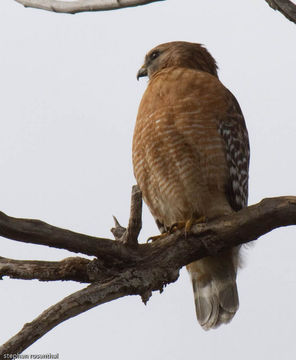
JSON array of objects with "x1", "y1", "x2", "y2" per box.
[{"x1": 137, "y1": 65, "x2": 148, "y2": 80}]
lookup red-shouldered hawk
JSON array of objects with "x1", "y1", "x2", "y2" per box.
[{"x1": 133, "y1": 41, "x2": 249, "y2": 330}]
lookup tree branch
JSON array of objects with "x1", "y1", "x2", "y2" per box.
[
  {"x1": 265, "y1": 0, "x2": 296, "y2": 23},
  {"x1": 12, "y1": 0, "x2": 296, "y2": 23},
  {"x1": 1, "y1": 196, "x2": 296, "y2": 268},
  {"x1": 13, "y1": 0, "x2": 164, "y2": 14},
  {"x1": 0, "y1": 256, "x2": 91, "y2": 282},
  {"x1": 0, "y1": 210, "x2": 138, "y2": 262},
  {"x1": 0, "y1": 276, "x2": 138, "y2": 356},
  {"x1": 0, "y1": 266, "x2": 179, "y2": 356},
  {"x1": 1, "y1": 195, "x2": 296, "y2": 355}
]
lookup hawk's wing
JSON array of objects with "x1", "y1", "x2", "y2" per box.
[{"x1": 219, "y1": 91, "x2": 250, "y2": 211}]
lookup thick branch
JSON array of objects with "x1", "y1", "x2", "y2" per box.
[
  {"x1": 13, "y1": 0, "x2": 164, "y2": 14},
  {"x1": 0, "y1": 256, "x2": 91, "y2": 282},
  {"x1": 138, "y1": 196, "x2": 296, "y2": 271},
  {"x1": 265, "y1": 0, "x2": 296, "y2": 23}
]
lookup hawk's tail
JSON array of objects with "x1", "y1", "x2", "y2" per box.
[{"x1": 187, "y1": 250, "x2": 239, "y2": 330}]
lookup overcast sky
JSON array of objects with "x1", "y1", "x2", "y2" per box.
[{"x1": 0, "y1": 0, "x2": 296, "y2": 359}]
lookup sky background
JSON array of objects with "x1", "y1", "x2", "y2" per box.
[{"x1": 0, "y1": 0, "x2": 296, "y2": 359}]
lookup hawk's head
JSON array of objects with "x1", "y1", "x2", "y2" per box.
[{"x1": 137, "y1": 41, "x2": 218, "y2": 80}]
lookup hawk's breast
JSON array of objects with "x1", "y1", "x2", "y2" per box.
[{"x1": 133, "y1": 67, "x2": 233, "y2": 227}]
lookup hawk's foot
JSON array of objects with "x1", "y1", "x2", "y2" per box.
[
  {"x1": 170, "y1": 216, "x2": 207, "y2": 237},
  {"x1": 147, "y1": 216, "x2": 206, "y2": 242}
]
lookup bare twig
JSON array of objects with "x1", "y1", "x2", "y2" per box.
[
  {"x1": 111, "y1": 216, "x2": 126, "y2": 240},
  {"x1": 112, "y1": 185, "x2": 142, "y2": 247},
  {"x1": 0, "y1": 256, "x2": 91, "y2": 282},
  {"x1": 265, "y1": 0, "x2": 296, "y2": 23},
  {"x1": 13, "y1": 0, "x2": 164, "y2": 14},
  {"x1": 123, "y1": 185, "x2": 142, "y2": 246}
]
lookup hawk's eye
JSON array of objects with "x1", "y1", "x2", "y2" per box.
[{"x1": 150, "y1": 51, "x2": 160, "y2": 61}]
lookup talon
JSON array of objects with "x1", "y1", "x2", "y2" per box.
[
  {"x1": 147, "y1": 233, "x2": 168, "y2": 243},
  {"x1": 169, "y1": 222, "x2": 186, "y2": 232},
  {"x1": 167, "y1": 217, "x2": 207, "y2": 238}
]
